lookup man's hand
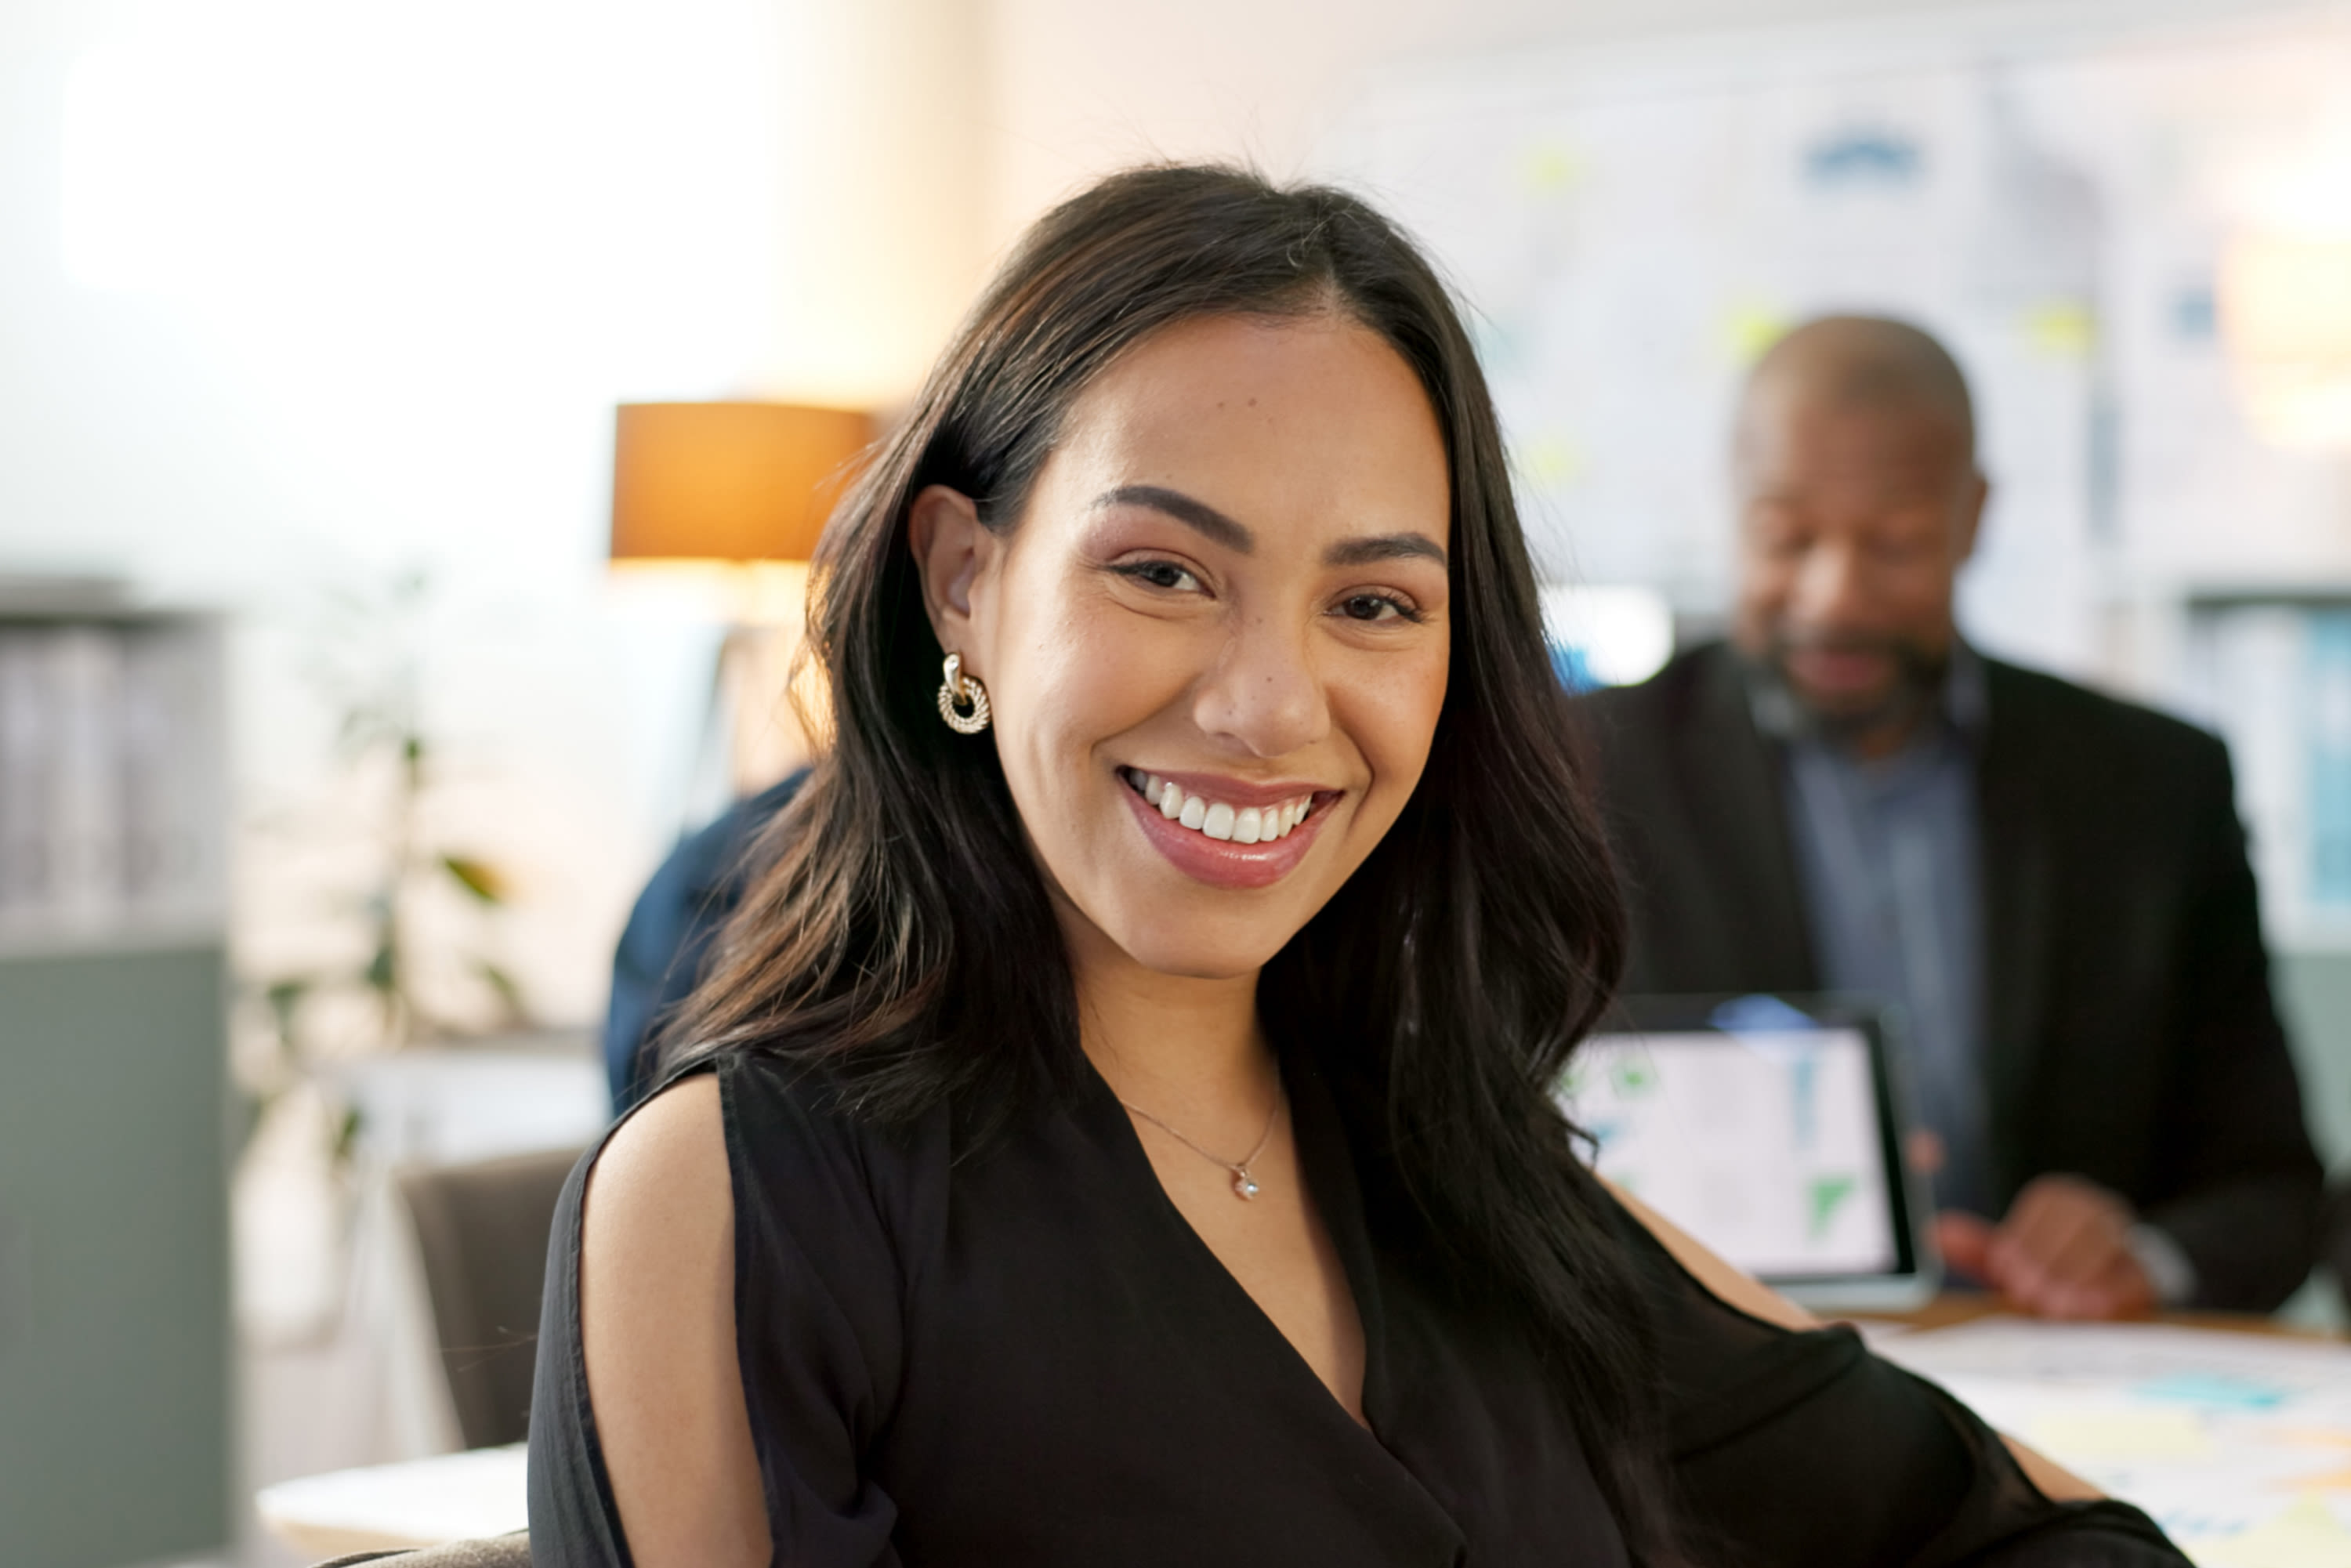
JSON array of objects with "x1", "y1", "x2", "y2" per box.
[{"x1": 1933, "y1": 1175, "x2": 2158, "y2": 1320}]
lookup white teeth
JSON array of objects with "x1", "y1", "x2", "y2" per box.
[{"x1": 1129, "y1": 770, "x2": 1323, "y2": 845}]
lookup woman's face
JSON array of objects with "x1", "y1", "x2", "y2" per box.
[{"x1": 912, "y1": 312, "x2": 1453, "y2": 980}]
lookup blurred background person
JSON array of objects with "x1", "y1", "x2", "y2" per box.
[
  {"x1": 1578, "y1": 316, "x2": 2323, "y2": 1320},
  {"x1": 603, "y1": 770, "x2": 807, "y2": 1112}
]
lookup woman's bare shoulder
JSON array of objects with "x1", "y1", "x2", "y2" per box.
[
  {"x1": 589, "y1": 1071, "x2": 730, "y2": 1232},
  {"x1": 581, "y1": 1071, "x2": 768, "y2": 1566},
  {"x1": 1599, "y1": 1175, "x2": 1818, "y2": 1331}
]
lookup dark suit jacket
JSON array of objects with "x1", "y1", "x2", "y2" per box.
[
  {"x1": 1577, "y1": 641, "x2": 2323, "y2": 1310},
  {"x1": 602, "y1": 770, "x2": 809, "y2": 1112}
]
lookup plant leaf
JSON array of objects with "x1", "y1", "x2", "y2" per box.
[
  {"x1": 475, "y1": 958, "x2": 527, "y2": 1019},
  {"x1": 441, "y1": 854, "x2": 506, "y2": 904},
  {"x1": 332, "y1": 1104, "x2": 365, "y2": 1163},
  {"x1": 261, "y1": 977, "x2": 312, "y2": 1052}
]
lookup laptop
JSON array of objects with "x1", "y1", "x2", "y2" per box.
[{"x1": 1558, "y1": 993, "x2": 1940, "y2": 1313}]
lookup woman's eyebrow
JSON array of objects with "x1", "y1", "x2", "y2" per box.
[
  {"x1": 1093, "y1": 486, "x2": 1445, "y2": 568},
  {"x1": 1325, "y1": 533, "x2": 1447, "y2": 567},
  {"x1": 1093, "y1": 485, "x2": 1253, "y2": 552}
]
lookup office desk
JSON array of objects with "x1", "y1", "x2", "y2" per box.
[
  {"x1": 1865, "y1": 1303, "x2": 2351, "y2": 1562},
  {"x1": 1876, "y1": 1291, "x2": 2338, "y2": 1338},
  {"x1": 258, "y1": 1300, "x2": 2351, "y2": 1561},
  {"x1": 258, "y1": 1443, "x2": 528, "y2": 1559}
]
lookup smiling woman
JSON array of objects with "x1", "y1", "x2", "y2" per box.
[{"x1": 526, "y1": 166, "x2": 2189, "y2": 1567}]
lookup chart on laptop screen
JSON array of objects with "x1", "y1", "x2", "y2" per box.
[{"x1": 1559, "y1": 1029, "x2": 1896, "y2": 1279}]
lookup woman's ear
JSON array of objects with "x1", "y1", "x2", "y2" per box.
[{"x1": 906, "y1": 485, "x2": 996, "y2": 661}]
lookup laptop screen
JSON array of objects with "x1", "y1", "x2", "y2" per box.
[{"x1": 1560, "y1": 1012, "x2": 1908, "y2": 1284}]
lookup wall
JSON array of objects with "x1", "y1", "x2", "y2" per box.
[
  {"x1": 763, "y1": 0, "x2": 989, "y2": 407},
  {"x1": 0, "y1": 0, "x2": 985, "y2": 1056},
  {"x1": 978, "y1": 0, "x2": 2202, "y2": 252}
]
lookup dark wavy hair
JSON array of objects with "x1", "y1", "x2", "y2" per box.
[{"x1": 665, "y1": 165, "x2": 1686, "y2": 1561}]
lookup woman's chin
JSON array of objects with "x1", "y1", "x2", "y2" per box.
[
  {"x1": 1107, "y1": 926, "x2": 1295, "y2": 984},
  {"x1": 1043, "y1": 875, "x2": 1303, "y2": 983}
]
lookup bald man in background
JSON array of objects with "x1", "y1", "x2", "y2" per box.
[{"x1": 1579, "y1": 316, "x2": 2322, "y2": 1318}]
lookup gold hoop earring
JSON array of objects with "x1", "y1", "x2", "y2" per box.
[{"x1": 936, "y1": 652, "x2": 991, "y2": 735}]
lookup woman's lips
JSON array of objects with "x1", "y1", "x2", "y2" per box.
[{"x1": 1117, "y1": 768, "x2": 1335, "y2": 890}]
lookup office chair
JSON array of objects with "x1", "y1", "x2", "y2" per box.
[{"x1": 397, "y1": 1146, "x2": 585, "y2": 1449}]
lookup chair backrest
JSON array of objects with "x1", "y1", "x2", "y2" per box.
[{"x1": 398, "y1": 1146, "x2": 586, "y2": 1449}]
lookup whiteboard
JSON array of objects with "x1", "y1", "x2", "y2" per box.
[{"x1": 1321, "y1": 3, "x2": 2351, "y2": 682}]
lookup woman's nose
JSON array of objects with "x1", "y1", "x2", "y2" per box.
[{"x1": 1191, "y1": 614, "x2": 1328, "y2": 759}]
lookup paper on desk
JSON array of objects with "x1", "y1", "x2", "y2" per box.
[
  {"x1": 2175, "y1": 1497, "x2": 2351, "y2": 1568},
  {"x1": 1872, "y1": 1320, "x2": 2351, "y2": 1396},
  {"x1": 1873, "y1": 1320, "x2": 2351, "y2": 1559},
  {"x1": 2026, "y1": 1408, "x2": 2211, "y2": 1460}
]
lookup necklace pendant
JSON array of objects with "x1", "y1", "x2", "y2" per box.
[{"x1": 1232, "y1": 1169, "x2": 1260, "y2": 1200}]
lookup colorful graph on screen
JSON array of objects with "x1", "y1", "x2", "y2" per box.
[{"x1": 1559, "y1": 1028, "x2": 1896, "y2": 1278}]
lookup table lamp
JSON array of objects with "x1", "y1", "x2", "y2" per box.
[{"x1": 609, "y1": 401, "x2": 875, "y2": 810}]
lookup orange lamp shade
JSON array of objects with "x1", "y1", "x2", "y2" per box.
[{"x1": 610, "y1": 402, "x2": 875, "y2": 563}]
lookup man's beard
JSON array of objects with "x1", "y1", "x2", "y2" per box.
[{"x1": 1759, "y1": 629, "x2": 1947, "y2": 744}]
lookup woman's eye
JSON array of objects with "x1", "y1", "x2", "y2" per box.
[
  {"x1": 1339, "y1": 592, "x2": 1415, "y2": 623},
  {"x1": 1118, "y1": 560, "x2": 1201, "y2": 592}
]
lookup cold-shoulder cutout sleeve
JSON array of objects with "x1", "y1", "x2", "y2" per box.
[
  {"x1": 1609, "y1": 1200, "x2": 2188, "y2": 1566},
  {"x1": 531, "y1": 1055, "x2": 932, "y2": 1568}
]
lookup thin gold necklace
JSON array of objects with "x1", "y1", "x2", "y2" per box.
[{"x1": 1118, "y1": 1081, "x2": 1284, "y2": 1201}]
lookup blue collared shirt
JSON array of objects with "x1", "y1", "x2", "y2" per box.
[{"x1": 1756, "y1": 648, "x2": 1994, "y2": 1218}]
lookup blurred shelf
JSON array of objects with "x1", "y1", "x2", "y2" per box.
[
  {"x1": 0, "y1": 587, "x2": 234, "y2": 1566},
  {"x1": 0, "y1": 574, "x2": 133, "y2": 617},
  {"x1": 2099, "y1": 574, "x2": 2351, "y2": 608},
  {"x1": 0, "y1": 911, "x2": 227, "y2": 961},
  {"x1": 0, "y1": 943, "x2": 231, "y2": 1565},
  {"x1": 2177, "y1": 582, "x2": 2351, "y2": 609}
]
